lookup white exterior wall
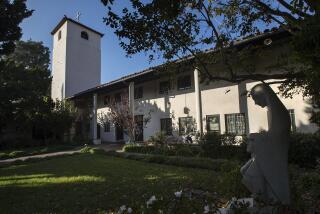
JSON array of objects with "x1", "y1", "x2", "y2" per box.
[
  {"x1": 51, "y1": 23, "x2": 68, "y2": 100},
  {"x1": 51, "y1": 20, "x2": 101, "y2": 100},
  {"x1": 246, "y1": 81, "x2": 318, "y2": 133},
  {"x1": 95, "y1": 76, "x2": 317, "y2": 143},
  {"x1": 201, "y1": 82, "x2": 241, "y2": 134},
  {"x1": 68, "y1": 33, "x2": 316, "y2": 142}
]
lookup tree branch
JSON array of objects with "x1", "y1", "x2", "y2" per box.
[
  {"x1": 253, "y1": 0, "x2": 299, "y2": 25},
  {"x1": 276, "y1": 0, "x2": 311, "y2": 17}
]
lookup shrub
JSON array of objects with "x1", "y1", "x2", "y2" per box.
[
  {"x1": 8, "y1": 151, "x2": 27, "y2": 158},
  {"x1": 107, "y1": 151, "x2": 235, "y2": 171},
  {"x1": 200, "y1": 133, "x2": 249, "y2": 161},
  {"x1": 0, "y1": 153, "x2": 10, "y2": 160},
  {"x1": 175, "y1": 146, "x2": 194, "y2": 157},
  {"x1": 200, "y1": 143, "x2": 249, "y2": 161},
  {"x1": 123, "y1": 144, "x2": 177, "y2": 156},
  {"x1": 201, "y1": 132, "x2": 223, "y2": 146},
  {"x1": 289, "y1": 133, "x2": 320, "y2": 168},
  {"x1": 80, "y1": 146, "x2": 92, "y2": 153},
  {"x1": 290, "y1": 164, "x2": 320, "y2": 212},
  {"x1": 148, "y1": 131, "x2": 167, "y2": 146}
]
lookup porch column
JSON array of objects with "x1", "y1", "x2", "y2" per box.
[
  {"x1": 194, "y1": 68, "x2": 203, "y2": 135},
  {"x1": 129, "y1": 82, "x2": 135, "y2": 115},
  {"x1": 238, "y1": 82, "x2": 250, "y2": 135},
  {"x1": 128, "y1": 82, "x2": 135, "y2": 142},
  {"x1": 92, "y1": 93, "x2": 100, "y2": 144}
]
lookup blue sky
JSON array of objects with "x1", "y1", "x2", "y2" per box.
[{"x1": 20, "y1": 0, "x2": 164, "y2": 84}]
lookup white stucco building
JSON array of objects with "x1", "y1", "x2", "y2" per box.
[
  {"x1": 51, "y1": 17, "x2": 318, "y2": 144},
  {"x1": 51, "y1": 16, "x2": 103, "y2": 100}
]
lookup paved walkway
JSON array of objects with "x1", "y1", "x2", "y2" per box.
[
  {"x1": 0, "y1": 149, "x2": 81, "y2": 165},
  {"x1": 0, "y1": 144, "x2": 124, "y2": 165}
]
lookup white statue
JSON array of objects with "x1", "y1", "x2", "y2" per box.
[{"x1": 241, "y1": 83, "x2": 291, "y2": 205}]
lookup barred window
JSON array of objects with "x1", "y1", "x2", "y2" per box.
[
  {"x1": 177, "y1": 75, "x2": 191, "y2": 90},
  {"x1": 288, "y1": 109, "x2": 296, "y2": 132},
  {"x1": 159, "y1": 81, "x2": 171, "y2": 95},
  {"x1": 225, "y1": 113, "x2": 246, "y2": 135},
  {"x1": 206, "y1": 115, "x2": 220, "y2": 133},
  {"x1": 134, "y1": 87, "x2": 143, "y2": 99},
  {"x1": 179, "y1": 117, "x2": 193, "y2": 135},
  {"x1": 161, "y1": 118, "x2": 172, "y2": 135}
]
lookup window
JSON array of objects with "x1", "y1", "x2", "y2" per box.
[
  {"x1": 58, "y1": 31, "x2": 62, "y2": 40},
  {"x1": 104, "y1": 96, "x2": 110, "y2": 105},
  {"x1": 135, "y1": 115, "x2": 144, "y2": 141},
  {"x1": 179, "y1": 117, "x2": 194, "y2": 135},
  {"x1": 104, "y1": 122, "x2": 110, "y2": 132},
  {"x1": 159, "y1": 81, "x2": 171, "y2": 95},
  {"x1": 288, "y1": 109, "x2": 296, "y2": 132},
  {"x1": 225, "y1": 113, "x2": 246, "y2": 135},
  {"x1": 206, "y1": 115, "x2": 220, "y2": 133},
  {"x1": 161, "y1": 118, "x2": 172, "y2": 135},
  {"x1": 115, "y1": 93, "x2": 121, "y2": 103},
  {"x1": 81, "y1": 31, "x2": 89, "y2": 40},
  {"x1": 177, "y1": 75, "x2": 191, "y2": 90},
  {"x1": 134, "y1": 87, "x2": 143, "y2": 99}
]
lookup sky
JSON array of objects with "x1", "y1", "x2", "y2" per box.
[{"x1": 20, "y1": 0, "x2": 164, "y2": 84}]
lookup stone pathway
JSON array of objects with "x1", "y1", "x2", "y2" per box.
[{"x1": 0, "y1": 144, "x2": 123, "y2": 165}]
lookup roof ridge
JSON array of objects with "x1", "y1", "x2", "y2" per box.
[{"x1": 51, "y1": 15, "x2": 104, "y2": 37}]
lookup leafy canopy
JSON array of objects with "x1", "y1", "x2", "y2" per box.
[
  {"x1": 101, "y1": 1, "x2": 318, "y2": 86},
  {"x1": 0, "y1": 0, "x2": 33, "y2": 55},
  {"x1": 101, "y1": 0, "x2": 320, "y2": 126}
]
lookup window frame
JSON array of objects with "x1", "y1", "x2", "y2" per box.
[
  {"x1": 159, "y1": 81, "x2": 171, "y2": 95},
  {"x1": 225, "y1": 113, "x2": 246, "y2": 135},
  {"x1": 58, "y1": 31, "x2": 62, "y2": 40},
  {"x1": 178, "y1": 116, "x2": 193, "y2": 135},
  {"x1": 104, "y1": 122, "x2": 111, "y2": 132},
  {"x1": 177, "y1": 75, "x2": 192, "y2": 90},
  {"x1": 206, "y1": 114, "x2": 221, "y2": 134},
  {"x1": 160, "y1": 118, "x2": 173, "y2": 136},
  {"x1": 134, "y1": 86, "x2": 143, "y2": 99},
  {"x1": 81, "y1": 31, "x2": 89, "y2": 40}
]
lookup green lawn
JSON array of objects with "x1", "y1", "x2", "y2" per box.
[{"x1": 0, "y1": 153, "x2": 219, "y2": 213}]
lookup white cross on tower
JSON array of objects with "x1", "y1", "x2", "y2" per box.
[{"x1": 76, "y1": 12, "x2": 82, "y2": 22}]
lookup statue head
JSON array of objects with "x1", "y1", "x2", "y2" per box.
[{"x1": 250, "y1": 84, "x2": 267, "y2": 108}]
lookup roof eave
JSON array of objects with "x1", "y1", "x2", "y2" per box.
[{"x1": 51, "y1": 16, "x2": 104, "y2": 37}]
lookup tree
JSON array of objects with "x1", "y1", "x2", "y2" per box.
[
  {"x1": 0, "y1": 40, "x2": 51, "y2": 129},
  {"x1": 0, "y1": 41, "x2": 57, "y2": 147},
  {"x1": 101, "y1": 0, "x2": 320, "y2": 126},
  {"x1": 0, "y1": 0, "x2": 33, "y2": 55},
  {"x1": 98, "y1": 93, "x2": 151, "y2": 143}
]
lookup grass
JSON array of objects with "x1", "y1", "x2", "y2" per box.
[
  {"x1": 0, "y1": 153, "x2": 220, "y2": 213},
  {"x1": 0, "y1": 144, "x2": 80, "y2": 160}
]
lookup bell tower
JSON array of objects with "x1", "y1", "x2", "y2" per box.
[{"x1": 51, "y1": 16, "x2": 103, "y2": 100}]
